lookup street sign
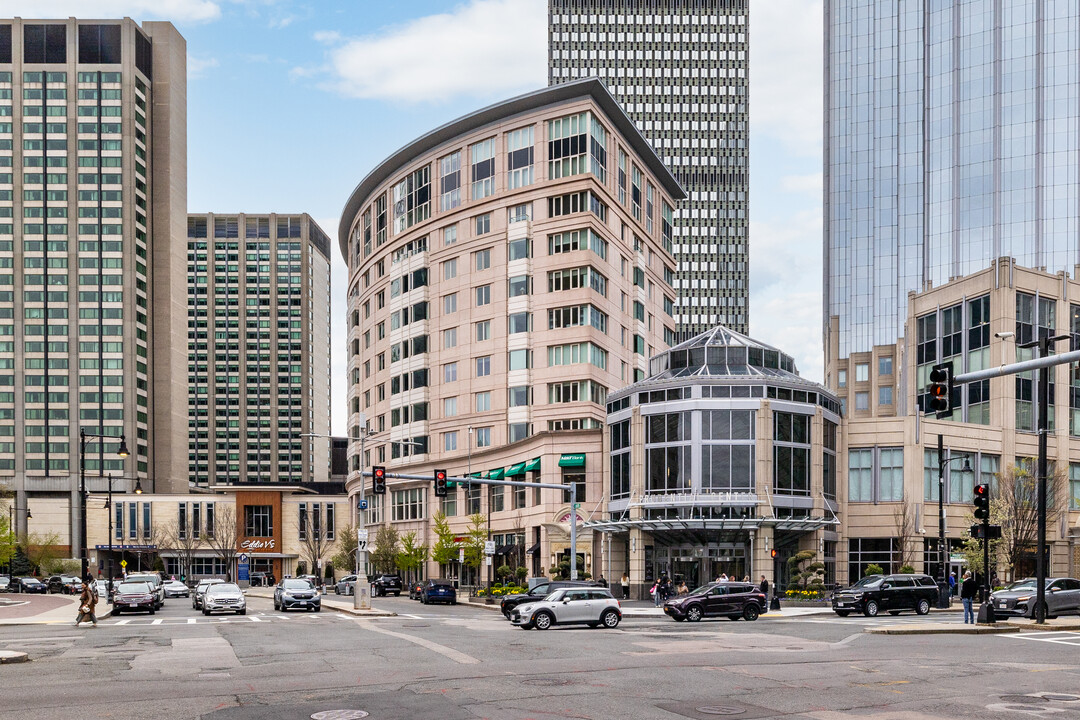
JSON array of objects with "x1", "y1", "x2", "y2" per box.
[
  {"x1": 120, "y1": 560, "x2": 127, "y2": 569},
  {"x1": 358, "y1": 500, "x2": 368, "y2": 510},
  {"x1": 357, "y1": 540, "x2": 368, "y2": 551},
  {"x1": 238, "y1": 554, "x2": 250, "y2": 582},
  {"x1": 458, "y1": 548, "x2": 465, "y2": 563},
  {"x1": 573, "y1": 502, "x2": 581, "y2": 509},
  {"x1": 484, "y1": 540, "x2": 496, "y2": 555},
  {"x1": 356, "y1": 529, "x2": 369, "y2": 542}
]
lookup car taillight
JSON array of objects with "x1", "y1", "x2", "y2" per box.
[{"x1": 617, "y1": 600, "x2": 621, "y2": 608}]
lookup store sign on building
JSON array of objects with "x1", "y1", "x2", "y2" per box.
[
  {"x1": 240, "y1": 539, "x2": 276, "y2": 550},
  {"x1": 557, "y1": 513, "x2": 584, "y2": 524}
]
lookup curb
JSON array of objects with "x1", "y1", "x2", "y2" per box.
[
  {"x1": 1006, "y1": 621, "x2": 1080, "y2": 632},
  {"x1": 866, "y1": 623, "x2": 1020, "y2": 635},
  {"x1": 0, "y1": 650, "x2": 29, "y2": 664}
]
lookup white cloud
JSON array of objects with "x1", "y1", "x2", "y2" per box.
[
  {"x1": 0, "y1": 0, "x2": 222, "y2": 22},
  {"x1": 313, "y1": 0, "x2": 547, "y2": 103},
  {"x1": 313, "y1": 30, "x2": 341, "y2": 46},
  {"x1": 750, "y1": 0, "x2": 823, "y2": 156},
  {"x1": 187, "y1": 54, "x2": 219, "y2": 79}
]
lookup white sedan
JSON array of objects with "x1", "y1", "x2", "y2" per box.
[
  {"x1": 163, "y1": 580, "x2": 190, "y2": 598},
  {"x1": 510, "y1": 588, "x2": 623, "y2": 630}
]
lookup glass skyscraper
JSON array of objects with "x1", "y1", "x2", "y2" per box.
[
  {"x1": 549, "y1": 0, "x2": 749, "y2": 339},
  {"x1": 825, "y1": 1, "x2": 1080, "y2": 366}
]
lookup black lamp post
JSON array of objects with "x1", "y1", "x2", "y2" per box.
[
  {"x1": 936, "y1": 433, "x2": 972, "y2": 609},
  {"x1": 79, "y1": 429, "x2": 129, "y2": 582}
]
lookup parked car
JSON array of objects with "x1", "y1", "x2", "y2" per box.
[
  {"x1": 163, "y1": 580, "x2": 190, "y2": 598},
  {"x1": 0, "y1": 575, "x2": 10, "y2": 592},
  {"x1": 510, "y1": 587, "x2": 622, "y2": 630},
  {"x1": 334, "y1": 575, "x2": 359, "y2": 596},
  {"x1": 125, "y1": 573, "x2": 165, "y2": 609},
  {"x1": 249, "y1": 571, "x2": 269, "y2": 587},
  {"x1": 370, "y1": 574, "x2": 403, "y2": 597},
  {"x1": 192, "y1": 579, "x2": 226, "y2": 610},
  {"x1": 93, "y1": 580, "x2": 112, "y2": 602},
  {"x1": 202, "y1": 583, "x2": 246, "y2": 616},
  {"x1": 274, "y1": 578, "x2": 321, "y2": 612},
  {"x1": 419, "y1": 579, "x2": 457, "y2": 605},
  {"x1": 112, "y1": 581, "x2": 157, "y2": 614},
  {"x1": 13, "y1": 577, "x2": 47, "y2": 594},
  {"x1": 46, "y1": 575, "x2": 83, "y2": 595},
  {"x1": 408, "y1": 580, "x2": 425, "y2": 600},
  {"x1": 831, "y1": 573, "x2": 938, "y2": 617},
  {"x1": 991, "y1": 577, "x2": 1080, "y2": 619},
  {"x1": 664, "y1": 581, "x2": 767, "y2": 622},
  {"x1": 500, "y1": 580, "x2": 602, "y2": 618}
]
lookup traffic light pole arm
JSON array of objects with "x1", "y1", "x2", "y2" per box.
[{"x1": 953, "y1": 347, "x2": 1080, "y2": 385}]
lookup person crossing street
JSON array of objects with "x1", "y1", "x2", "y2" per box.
[{"x1": 74, "y1": 576, "x2": 98, "y2": 628}]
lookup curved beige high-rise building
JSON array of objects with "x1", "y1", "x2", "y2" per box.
[{"x1": 339, "y1": 79, "x2": 683, "y2": 582}]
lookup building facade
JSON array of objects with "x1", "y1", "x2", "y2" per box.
[
  {"x1": 185, "y1": 213, "x2": 332, "y2": 488},
  {"x1": 597, "y1": 327, "x2": 842, "y2": 599},
  {"x1": 836, "y1": 259, "x2": 1080, "y2": 584},
  {"x1": 825, "y1": 0, "x2": 1080, "y2": 372},
  {"x1": 339, "y1": 78, "x2": 682, "y2": 584},
  {"x1": 85, "y1": 486, "x2": 348, "y2": 582},
  {"x1": 549, "y1": 0, "x2": 749, "y2": 339},
  {"x1": 0, "y1": 19, "x2": 189, "y2": 558}
]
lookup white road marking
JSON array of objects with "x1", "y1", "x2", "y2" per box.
[
  {"x1": 358, "y1": 621, "x2": 480, "y2": 664},
  {"x1": 111, "y1": 619, "x2": 132, "y2": 625},
  {"x1": 1005, "y1": 631, "x2": 1080, "y2": 647},
  {"x1": 151, "y1": 619, "x2": 163, "y2": 625}
]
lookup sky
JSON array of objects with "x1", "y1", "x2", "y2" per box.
[{"x1": 9, "y1": 0, "x2": 825, "y2": 435}]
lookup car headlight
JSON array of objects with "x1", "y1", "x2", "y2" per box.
[{"x1": 1016, "y1": 595, "x2": 1031, "y2": 603}]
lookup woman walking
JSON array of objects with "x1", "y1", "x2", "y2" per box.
[{"x1": 74, "y1": 577, "x2": 98, "y2": 628}]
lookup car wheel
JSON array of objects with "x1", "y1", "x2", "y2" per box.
[
  {"x1": 149, "y1": 609, "x2": 155, "y2": 616},
  {"x1": 533, "y1": 611, "x2": 554, "y2": 630},
  {"x1": 203, "y1": 608, "x2": 210, "y2": 616},
  {"x1": 451, "y1": 600, "x2": 457, "y2": 605},
  {"x1": 238, "y1": 609, "x2": 246, "y2": 616},
  {"x1": 686, "y1": 605, "x2": 703, "y2": 622},
  {"x1": 835, "y1": 611, "x2": 850, "y2": 617},
  {"x1": 864, "y1": 600, "x2": 880, "y2": 617},
  {"x1": 314, "y1": 606, "x2": 321, "y2": 613},
  {"x1": 601, "y1": 609, "x2": 621, "y2": 629},
  {"x1": 743, "y1": 605, "x2": 760, "y2": 622},
  {"x1": 916, "y1": 599, "x2": 930, "y2": 616},
  {"x1": 335, "y1": 587, "x2": 340, "y2": 595},
  {"x1": 273, "y1": 600, "x2": 279, "y2": 611}
]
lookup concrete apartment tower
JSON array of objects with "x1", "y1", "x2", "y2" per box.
[
  {"x1": 549, "y1": 0, "x2": 750, "y2": 340},
  {"x1": 0, "y1": 18, "x2": 188, "y2": 558},
  {"x1": 185, "y1": 213, "x2": 333, "y2": 488}
]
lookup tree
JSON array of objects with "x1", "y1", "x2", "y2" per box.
[
  {"x1": 892, "y1": 501, "x2": 917, "y2": 571},
  {"x1": 395, "y1": 531, "x2": 428, "y2": 580},
  {"x1": 22, "y1": 531, "x2": 63, "y2": 576},
  {"x1": 864, "y1": 563, "x2": 885, "y2": 577},
  {"x1": 992, "y1": 460, "x2": 1068, "y2": 580},
  {"x1": 297, "y1": 504, "x2": 334, "y2": 582},
  {"x1": 331, "y1": 523, "x2": 359, "y2": 575},
  {"x1": 153, "y1": 519, "x2": 201, "y2": 581},
  {"x1": 204, "y1": 505, "x2": 239, "y2": 582},
  {"x1": 786, "y1": 550, "x2": 825, "y2": 591},
  {"x1": 0, "y1": 484, "x2": 15, "y2": 571},
  {"x1": 430, "y1": 511, "x2": 458, "y2": 569},
  {"x1": 370, "y1": 524, "x2": 399, "y2": 573},
  {"x1": 462, "y1": 513, "x2": 487, "y2": 573}
]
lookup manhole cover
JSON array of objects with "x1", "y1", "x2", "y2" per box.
[
  {"x1": 696, "y1": 707, "x2": 746, "y2": 716},
  {"x1": 1000, "y1": 696, "x2": 1048, "y2": 704},
  {"x1": 310, "y1": 712, "x2": 369, "y2": 720},
  {"x1": 1042, "y1": 694, "x2": 1080, "y2": 702},
  {"x1": 522, "y1": 677, "x2": 572, "y2": 687}
]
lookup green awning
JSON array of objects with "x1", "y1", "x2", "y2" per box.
[
  {"x1": 524, "y1": 457, "x2": 541, "y2": 472},
  {"x1": 506, "y1": 462, "x2": 526, "y2": 476},
  {"x1": 488, "y1": 467, "x2": 505, "y2": 480},
  {"x1": 467, "y1": 472, "x2": 484, "y2": 479},
  {"x1": 558, "y1": 453, "x2": 586, "y2": 468}
]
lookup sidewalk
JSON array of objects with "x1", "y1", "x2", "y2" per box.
[
  {"x1": 0, "y1": 594, "x2": 108, "y2": 626},
  {"x1": 244, "y1": 588, "x2": 396, "y2": 617}
]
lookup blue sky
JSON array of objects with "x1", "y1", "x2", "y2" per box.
[{"x1": 15, "y1": 0, "x2": 825, "y2": 434}]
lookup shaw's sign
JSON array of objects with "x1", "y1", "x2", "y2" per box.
[{"x1": 240, "y1": 539, "x2": 276, "y2": 550}]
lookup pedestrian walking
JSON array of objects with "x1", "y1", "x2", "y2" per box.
[
  {"x1": 677, "y1": 580, "x2": 688, "y2": 596},
  {"x1": 620, "y1": 572, "x2": 630, "y2": 599},
  {"x1": 650, "y1": 580, "x2": 661, "y2": 607},
  {"x1": 74, "y1": 576, "x2": 98, "y2": 628},
  {"x1": 960, "y1": 571, "x2": 977, "y2": 624},
  {"x1": 759, "y1": 575, "x2": 770, "y2": 597},
  {"x1": 719, "y1": 573, "x2": 728, "y2": 582},
  {"x1": 948, "y1": 572, "x2": 957, "y2": 596}
]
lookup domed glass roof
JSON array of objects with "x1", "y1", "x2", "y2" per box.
[{"x1": 648, "y1": 325, "x2": 801, "y2": 379}]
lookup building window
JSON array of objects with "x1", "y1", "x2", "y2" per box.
[
  {"x1": 837, "y1": 369, "x2": 847, "y2": 388},
  {"x1": 508, "y1": 386, "x2": 531, "y2": 407},
  {"x1": 443, "y1": 327, "x2": 457, "y2": 349},
  {"x1": 466, "y1": 483, "x2": 481, "y2": 514},
  {"x1": 443, "y1": 293, "x2": 457, "y2": 314},
  {"x1": 443, "y1": 224, "x2": 457, "y2": 246},
  {"x1": 489, "y1": 485, "x2": 504, "y2": 513},
  {"x1": 610, "y1": 418, "x2": 631, "y2": 499},
  {"x1": 548, "y1": 111, "x2": 589, "y2": 179},
  {"x1": 773, "y1": 412, "x2": 811, "y2": 496},
  {"x1": 475, "y1": 391, "x2": 491, "y2": 412},
  {"x1": 475, "y1": 320, "x2": 491, "y2": 341},
  {"x1": 848, "y1": 538, "x2": 898, "y2": 580},
  {"x1": 1070, "y1": 463, "x2": 1080, "y2": 510},
  {"x1": 475, "y1": 356, "x2": 490, "y2": 377},
  {"x1": 854, "y1": 392, "x2": 869, "y2": 411},
  {"x1": 1016, "y1": 293, "x2": 1056, "y2": 432},
  {"x1": 701, "y1": 409, "x2": 755, "y2": 493},
  {"x1": 474, "y1": 248, "x2": 491, "y2": 272},
  {"x1": 508, "y1": 275, "x2": 531, "y2": 297},
  {"x1": 879, "y1": 357, "x2": 893, "y2": 375},
  {"x1": 475, "y1": 427, "x2": 492, "y2": 447},
  {"x1": 244, "y1": 505, "x2": 272, "y2": 537},
  {"x1": 475, "y1": 284, "x2": 491, "y2": 306},
  {"x1": 508, "y1": 312, "x2": 531, "y2": 334},
  {"x1": 508, "y1": 349, "x2": 531, "y2": 370},
  {"x1": 507, "y1": 125, "x2": 534, "y2": 189},
  {"x1": 443, "y1": 363, "x2": 457, "y2": 382},
  {"x1": 645, "y1": 411, "x2": 691, "y2": 494},
  {"x1": 563, "y1": 471, "x2": 586, "y2": 503},
  {"x1": 508, "y1": 422, "x2": 530, "y2": 443},
  {"x1": 878, "y1": 448, "x2": 904, "y2": 501},
  {"x1": 823, "y1": 419, "x2": 837, "y2": 501},
  {"x1": 392, "y1": 488, "x2": 424, "y2": 522},
  {"x1": 879, "y1": 386, "x2": 893, "y2": 406},
  {"x1": 442, "y1": 489, "x2": 457, "y2": 517},
  {"x1": 631, "y1": 165, "x2": 642, "y2": 221},
  {"x1": 439, "y1": 151, "x2": 461, "y2": 211},
  {"x1": 443, "y1": 397, "x2": 457, "y2": 417},
  {"x1": 855, "y1": 363, "x2": 869, "y2": 382},
  {"x1": 470, "y1": 138, "x2": 495, "y2": 200},
  {"x1": 475, "y1": 213, "x2": 490, "y2": 235},
  {"x1": 442, "y1": 258, "x2": 457, "y2": 280},
  {"x1": 393, "y1": 165, "x2": 431, "y2": 233}
]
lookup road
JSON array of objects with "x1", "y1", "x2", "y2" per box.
[{"x1": 0, "y1": 593, "x2": 1077, "y2": 720}]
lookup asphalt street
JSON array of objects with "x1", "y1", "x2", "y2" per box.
[{"x1": 1, "y1": 593, "x2": 1078, "y2": 720}]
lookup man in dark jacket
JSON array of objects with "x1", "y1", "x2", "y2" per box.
[
  {"x1": 960, "y1": 571, "x2": 977, "y2": 624},
  {"x1": 759, "y1": 575, "x2": 770, "y2": 597}
]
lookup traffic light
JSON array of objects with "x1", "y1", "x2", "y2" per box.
[
  {"x1": 927, "y1": 363, "x2": 953, "y2": 415},
  {"x1": 973, "y1": 482, "x2": 990, "y2": 521},
  {"x1": 770, "y1": 548, "x2": 777, "y2": 559},
  {"x1": 372, "y1": 465, "x2": 387, "y2": 494},
  {"x1": 434, "y1": 468, "x2": 448, "y2": 497}
]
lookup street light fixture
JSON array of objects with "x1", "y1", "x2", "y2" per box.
[{"x1": 79, "y1": 429, "x2": 128, "y2": 582}]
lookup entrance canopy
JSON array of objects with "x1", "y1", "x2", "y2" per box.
[{"x1": 583, "y1": 516, "x2": 838, "y2": 535}]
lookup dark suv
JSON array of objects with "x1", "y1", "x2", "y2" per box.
[
  {"x1": 831, "y1": 573, "x2": 938, "y2": 617},
  {"x1": 664, "y1": 582, "x2": 767, "y2": 622},
  {"x1": 500, "y1": 580, "x2": 602, "y2": 618},
  {"x1": 370, "y1": 574, "x2": 403, "y2": 597}
]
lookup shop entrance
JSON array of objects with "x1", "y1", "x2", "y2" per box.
[{"x1": 650, "y1": 543, "x2": 747, "y2": 589}]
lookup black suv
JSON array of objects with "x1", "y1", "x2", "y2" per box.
[
  {"x1": 664, "y1": 582, "x2": 767, "y2": 622},
  {"x1": 831, "y1": 573, "x2": 938, "y2": 617},
  {"x1": 370, "y1": 574, "x2": 403, "y2": 597},
  {"x1": 500, "y1": 580, "x2": 601, "y2": 618}
]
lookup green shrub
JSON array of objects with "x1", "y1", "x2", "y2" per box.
[
  {"x1": 899, "y1": 564, "x2": 915, "y2": 574},
  {"x1": 864, "y1": 563, "x2": 884, "y2": 577}
]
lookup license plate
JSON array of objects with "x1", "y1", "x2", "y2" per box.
[{"x1": 999, "y1": 601, "x2": 1006, "y2": 608}]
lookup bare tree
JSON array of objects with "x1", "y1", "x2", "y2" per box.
[
  {"x1": 995, "y1": 460, "x2": 1068, "y2": 580},
  {"x1": 204, "y1": 505, "x2": 239, "y2": 582},
  {"x1": 892, "y1": 501, "x2": 917, "y2": 571},
  {"x1": 22, "y1": 531, "x2": 62, "y2": 576},
  {"x1": 298, "y1": 505, "x2": 333, "y2": 583},
  {"x1": 153, "y1": 520, "x2": 201, "y2": 581}
]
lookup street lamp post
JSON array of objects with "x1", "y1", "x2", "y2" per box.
[
  {"x1": 79, "y1": 429, "x2": 128, "y2": 582},
  {"x1": 936, "y1": 433, "x2": 972, "y2": 609}
]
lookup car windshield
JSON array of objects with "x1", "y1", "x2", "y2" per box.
[
  {"x1": 688, "y1": 583, "x2": 716, "y2": 596},
  {"x1": 851, "y1": 576, "x2": 884, "y2": 589},
  {"x1": 1003, "y1": 579, "x2": 1041, "y2": 592},
  {"x1": 283, "y1": 580, "x2": 313, "y2": 589},
  {"x1": 208, "y1": 584, "x2": 240, "y2": 595},
  {"x1": 544, "y1": 589, "x2": 567, "y2": 602},
  {"x1": 127, "y1": 575, "x2": 159, "y2": 586},
  {"x1": 117, "y1": 583, "x2": 150, "y2": 594},
  {"x1": 428, "y1": 581, "x2": 452, "y2": 588}
]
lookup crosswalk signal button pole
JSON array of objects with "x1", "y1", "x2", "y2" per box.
[{"x1": 372, "y1": 465, "x2": 387, "y2": 494}]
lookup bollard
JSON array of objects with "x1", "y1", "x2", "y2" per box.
[
  {"x1": 769, "y1": 595, "x2": 781, "y2": 611},
  {"x1": 976, "y1": 601, "x2": 996, "y2": 624}
]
